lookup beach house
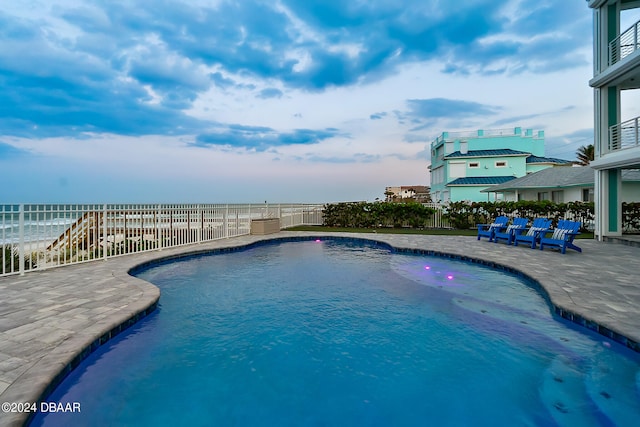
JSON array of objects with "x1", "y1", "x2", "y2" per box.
[
  {"x1": 428, "y1": 127, "x2": 572, "y2": 203},
  {"x1": 587, "y1": 0, "x2": 640, "y2": 239}
]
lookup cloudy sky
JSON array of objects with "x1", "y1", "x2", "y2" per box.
[{"x1": 0, "y1": 0, "x2": 635, "y2": 203}]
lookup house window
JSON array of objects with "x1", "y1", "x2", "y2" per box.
[
  {"x1": 468, "y1": 162, "x2": 479, "y2": 168},
  {"x1": 431, "y1": 167, "x2": 444, "y2": 185},
  {"x1": 552, "y1": 190, "x2": 564, "y2": 203},
  {"x1": 495, "y1": 161, "x2": 507, "y2": 168},
  {"x1": 445, "y1": 141, "x2": 454, "y2": 154},
  {"x1": 582, "y1": 188, "x2": 594, "y2": 202},
  {"x1": 449, "y1": 161, "x2": 466, "y2": 178},
  {"x1": 537, "y1": 192, "x2": 549, "y2": 201}
]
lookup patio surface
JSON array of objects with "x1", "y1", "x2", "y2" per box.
[{"x1": 1, "y1": 231, "x2": 639, "y2": 426}]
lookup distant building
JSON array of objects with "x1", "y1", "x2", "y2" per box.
[
  {"x1": 482, "y1": 167, "x2": 640, "y2": 203},
  {"x1": 587, "y1": 0, "x2": 640, "y2": 239},
  {"x1": 428, "y1": 127, "x2": 572, "y2": 203},
  {"x1": 384, "y1": 186, "x2": 431, "y2": 202}
]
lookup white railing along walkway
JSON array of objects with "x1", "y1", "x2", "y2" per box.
[
  {"x1": 609, "y1": 115, "x2": 640, "y2": 151},
  {"x1": 609, "y1": 18, "x2": 640, "y2": 66},
  {"x1": 1, "y1": 203, "x2": 324, "y2": 277}
]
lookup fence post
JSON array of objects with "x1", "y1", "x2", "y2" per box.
[
  {"x1": 103, "y1": 204, "x2": 108, "y2": 260},
  {"x1": 18, "y1": 204, "x2": 25, "y2": 275},
  {"x1": 198, "y1": 204, "x2": 202, "y2": 244},
  {"x1": 224, "y1": 204, "x2": 229, "y2": 238}
]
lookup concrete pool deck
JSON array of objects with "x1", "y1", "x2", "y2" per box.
[{"x1": 1, "y1": 231, "x2": 639, "y2": 426}]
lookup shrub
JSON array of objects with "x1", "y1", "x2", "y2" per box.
[
  {"x1": 442, "y1": 201, "x2": 595, "y2": 231},
  {"x1": 322, "y1": 202, "x2": 435, "y2": 229}
]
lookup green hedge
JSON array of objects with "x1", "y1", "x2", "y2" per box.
[
  {"x1": 441, "y1": 201, "x2": 595, "y2": 231},
  {"x1": 323, "y1": 202, "x2": 435, "y2": 228},
  {"x1": 622, "y1": 202, "x2": 640, "y2": 232}
]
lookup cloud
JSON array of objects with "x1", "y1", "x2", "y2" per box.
[
  {"x1": 403, "y1": 134, "x2": 426, "y2": 143},
  {"x1": 390, "y1": 98, "x2": 502, "y2": 140},
  {"x1": 370, "y1": 112, "x2": 387, "y2": 120},
  {"x1": 407, "y1": 98, "x2": 500, "y2": 119},
  {"x1": 490, "y1": 106, "x2": 577, "y2": 127},
  {"x1": 194, "y1": 126, "x2": 345, "y2": 151},
  {"x1": 257, "y1": 88, "x2": 284, "y2": 99},
  {"x1": 210, "y1": 72, "x2": 237, "y2": 90},
  {"x1": 0, "y1": 0, "x2": 592, "y2": 141},
  {"x1": 441, "y1": 1, "x2": 591, "y2": 76},
  {"x1": 304, "y1": 152, "x2": 381, "y2": 164}
]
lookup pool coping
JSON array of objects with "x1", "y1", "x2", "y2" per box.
[{"x1": 1, "y1": 231, "x2": 639, "y2": 426}]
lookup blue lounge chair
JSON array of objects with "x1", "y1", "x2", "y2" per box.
[
  {"x1": 539, "y1": 220, "x2": 582, "y2": 254},
  {"x1": 494, "y1": 217, "x2": 529, "y2": 245},
  {"x1": 513, "y1": 218, "x2": 552, "y2": 249},
  {"x1": 477, "y1": 216, "x2": 509, "y2": 242}
]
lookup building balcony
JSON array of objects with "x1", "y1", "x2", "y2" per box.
[
  {"x1": 609, "y1": 19, "x2": 640, "y2": 66},
  {"x1": 591, "y1": 115, "x2": 640, "y2": 170},
  {"x1": 610, "y1": 115, "x2": 640, "y2": 151},
  {"x1": 590, "y1": 17, "x2": 640, "y2": 89}
]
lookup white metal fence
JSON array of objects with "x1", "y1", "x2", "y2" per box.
[
  {"x1": 1, "y1": 203, "x2": 324, "y2": 277},
  {"x1": 423, "y1": 203, "x2": 450, "y2": 228}
]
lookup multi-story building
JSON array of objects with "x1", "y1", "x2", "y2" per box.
[
  {"x1": 384, "y1": 186, "x2": 431, "y2": 202},
  {"x1": 587, "y1": 0, "x2": 640, "y2": 239},
  {"x1": 428, "y1": 127, "x2": 571, "y2": 202}
]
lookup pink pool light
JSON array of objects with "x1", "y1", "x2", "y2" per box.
[
  {"x1": 447, "y1": 275, "x2": 454, "y2": 280},
  {"x1": 315, "y1": 239, "x2": 321, "y2": 242}
]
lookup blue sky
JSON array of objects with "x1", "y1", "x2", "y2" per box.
[{"x1": 0, "y1": 0, "x2": 634, "y2": 203}]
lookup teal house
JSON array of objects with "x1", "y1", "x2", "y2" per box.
[{"x1": 428, "y1": 127, "x2": 572, "y2": 202}]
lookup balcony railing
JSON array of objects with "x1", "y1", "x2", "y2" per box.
[
  {"x1": 609, "y1": 19, "x2": 640, "y2": 66},
  {"x1": 609, "y1": 115, "x2": 640, "y2": 151},
  {"x1": 1, "y1": 203, "x2": 324, "y2": 277}
]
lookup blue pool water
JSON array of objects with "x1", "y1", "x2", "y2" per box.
[{"x1": 32, "y1": 239, "x2": 640, "y2": 426}]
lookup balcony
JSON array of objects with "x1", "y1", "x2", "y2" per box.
[
  {"x1": 609, "y1": 19, "x2": 640, "y2": 66},
  {"x1": 609, "y1": 115, "x2": 640, "y2": 151}
]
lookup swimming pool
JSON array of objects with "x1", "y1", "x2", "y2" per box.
[{"x1": 32, "y1": 238, "x2": 640, "y2": 426}]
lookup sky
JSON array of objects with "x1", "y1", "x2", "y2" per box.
[{"x1": 0, "y1": 0, "x2": 637, "y2": 203}]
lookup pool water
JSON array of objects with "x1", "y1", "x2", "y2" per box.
[{"x1": 32, "y1": 239, "x2": 640, "y2": 426}]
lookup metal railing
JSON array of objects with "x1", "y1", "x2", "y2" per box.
[
  {"x1": 1, "y1": 203, "x2": 324, "y2": 277},
  {"x1": 423, "y1": 203, "x2": 451, "y2": 228},
  {"x1": 432, "y1": 128, "x2": 543, "y2": 144},
  {"x1": 609, "y1": 19, "x2": 640, "y2": 66},
  {"x1": 609, "y1": 115, "x2": 640, "y2": 151}
]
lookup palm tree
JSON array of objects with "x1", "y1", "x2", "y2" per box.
[{"x1": 576, "y1": 144, "x2": 594, "y2": 166}]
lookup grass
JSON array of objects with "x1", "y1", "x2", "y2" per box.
[{"x1": 286, "y1": 225, "x2": 595, "y2": 239}]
